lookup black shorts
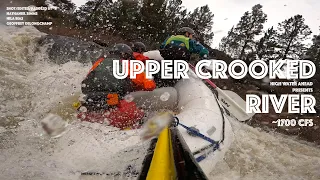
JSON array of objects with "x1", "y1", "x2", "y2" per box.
[
  {"x1": 154, "y1": 46, "x2": 190, "y2": 88},
  {"x1": 159, "y1": 45, "x2": 191, "y2": 61}
]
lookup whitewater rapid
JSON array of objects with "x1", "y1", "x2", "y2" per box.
[{"x1": 0, "y1": 24, "x2": 319, "y2": 180}]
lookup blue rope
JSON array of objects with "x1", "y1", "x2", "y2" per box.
[
  {"x1": 173, "y1": 117, "x2": 220, "y2": 162},
  {"x1": 195, "y1": 143, "x2": 220, "y2": 162},
  {"x1": 178, "y1": 123, "x2": 218, "y2": 145}
]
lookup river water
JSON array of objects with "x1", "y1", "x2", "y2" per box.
[{"x1": 0, "y1": 24, "x2": 319, "y2": 180}]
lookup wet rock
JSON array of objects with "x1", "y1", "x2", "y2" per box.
[{"x1": 37, "y1": 34, "x2": 105, "y2": 64}]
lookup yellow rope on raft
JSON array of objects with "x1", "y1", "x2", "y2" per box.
[{"x1": 146, "y1": 127, "x2": 176, "y2": 180}]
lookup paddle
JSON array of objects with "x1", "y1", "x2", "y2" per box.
[{"x1": 188, "y1": 63, "x2": 255, "y2": 122}]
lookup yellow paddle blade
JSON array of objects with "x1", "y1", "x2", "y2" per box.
[
  {"x1": 147, "y1": 127, "x2": 176, "y2": 180},
  {"x1": 72, "y1": 101, "x2": 81, "y2": 109},
  {"x1": 140, "y1": 111, "x2": 174, "y2": 140}
]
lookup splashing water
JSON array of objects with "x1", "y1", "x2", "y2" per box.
[{"x1": 0, "y1": 24, "x2": 319, "y2": 180}]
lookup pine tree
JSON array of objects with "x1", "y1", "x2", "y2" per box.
[
  {"x1": 255, "y1": 26, "x2": 278, "y2": 60},
  {"x1": 140, "y1": 0, "x2": 167, "y2": 43},
  {"x1": 29, "y1": 0, "x2": 76, "y2": 23},
  {"x1": 75, "y1": 0, "x2": 113, "y2": 28},
  {"x1": 236, "y1": 4, "x2": 267, "y2": 60},
  {"x1": 219, "y1": 26, "x2": 235, "y2": 53},
  {"x1": 218, "y1": 4, "x2": 267, "y2": 59},
  {"x1": 107, "y1": 0, "x2": 140, "y2": 39},
  {"x1": 183, "y1": 5, "x2": 214, "y2": 45},
  {"x1": 51, "y1": 0, "x2": 76, "y2": 13},
  {"x1": 276, "y1": 14, "x2": 312, "y2": 59},
  {"x1": 306, "y1": 32, "x2": 320, "y2": 64},
  {"x1": 164, "y1": 0, "x2": 187, "y2": 35},
  {"x1": 74, "y1": 0, "x2": 215, "y2": 48}
]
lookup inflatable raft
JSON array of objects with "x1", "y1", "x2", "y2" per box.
[
  {"x1": 139, "y1": 50, "x2": 234, "y2": 176},
  {"x1": 134, "y1": 70, "x2": 234, "y2": 179},
  {"x1": 74, "y1": 52, "x2": 234, "y2": 179}
]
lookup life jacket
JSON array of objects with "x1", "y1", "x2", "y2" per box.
[
  {"x1": 164, "y1": 35, "x2": 190, "y2": 50},
  {"x1": 79, "y1": 57, "x2": 146, "y2": 129},
  {"x1": 128, "y1": 53, "x2": 156, "y2": 91},
  {"x1": 84, "y1": 56, "x2": 156, "y2": 94}
]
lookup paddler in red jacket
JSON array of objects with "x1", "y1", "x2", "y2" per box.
[
  {"x1": 77, "y1": 43, "x2": 156, "y2": 129},
  {"x1": 129, "y1": 41, "x2": 155, "y2": 91}
]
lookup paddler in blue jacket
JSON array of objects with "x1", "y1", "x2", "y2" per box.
[
  {"x1": 160, "y1": 27, "x2": 209, "y2": 61},
  {"x1": 156, "y1": 27, "x2": 209, "y2": 87}
]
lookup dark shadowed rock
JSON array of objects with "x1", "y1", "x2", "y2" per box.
[
  {"x1": 203, "y1": 44, "x2": 233, "y2": 64},
  {"x1": 37, "y1": 35, "x2": 106, "y2": 64}
]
